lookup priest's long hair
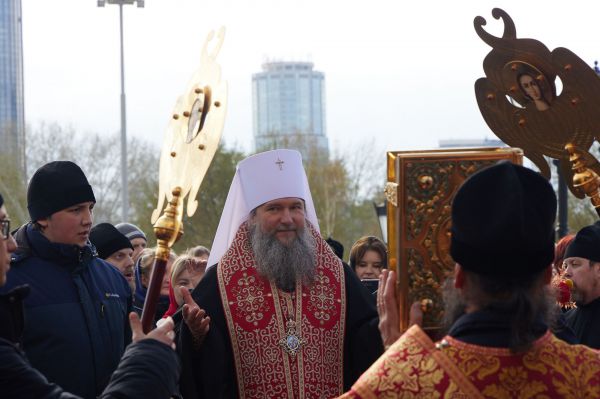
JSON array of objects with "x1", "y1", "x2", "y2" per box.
[{"x1": 442, "y1": 268, "x2": 558, "y2": 353}]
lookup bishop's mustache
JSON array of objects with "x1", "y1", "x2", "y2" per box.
[{"x1": 274, "y1": 224, "x2": 298, "y2": 232}]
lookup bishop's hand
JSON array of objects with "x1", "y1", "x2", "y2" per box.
[{"x1": 181, "y1": 287, "x2": 211, "y2": 348}]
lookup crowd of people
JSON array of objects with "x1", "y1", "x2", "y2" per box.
[{"x1": 1, "y1": 149, "x2": 600, "y2": 398}]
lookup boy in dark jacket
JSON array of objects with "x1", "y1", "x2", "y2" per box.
[
  {"x1": 0, "y1": 191, "x2": 181, "y2": 398},
  {"x1": 0, "y1": 161, "x2": 134, "y2": 398}
]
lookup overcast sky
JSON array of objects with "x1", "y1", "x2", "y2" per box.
[{"x1": 21, "y1": 1, "x2": 600, "y2": 156}]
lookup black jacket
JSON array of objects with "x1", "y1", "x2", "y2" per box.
[
  {"x1": 0, "y1": 283, "x2": 181, "y2": 399},
  {"x1": 565, "y1": 296, "x2": 600, "y2": 349}
]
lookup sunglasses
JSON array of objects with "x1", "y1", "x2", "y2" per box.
[{"x1": 1, "y1": 219, "x2": 10, "y2": 240}]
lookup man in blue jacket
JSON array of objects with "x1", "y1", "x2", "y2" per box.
[
  {"x1": 0, "y1": 191, "x2": 182, "y2": 398},
  {"x1": 0, "y1": 161, "x2": 133, "y2": 399}
]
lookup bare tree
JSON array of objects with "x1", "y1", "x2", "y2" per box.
[
  {"x1": 13, "y1": 122, "x2": 385, "y2": 259},
  {"x1": 338, "y1": 139, "x2": 386, "y2": 204},
  {"x1": 0, "y1": 153, "x2": 28, "y2": 226},
  {"x1": 25, "y1": 122, "x2": 159, "y2": 225}
]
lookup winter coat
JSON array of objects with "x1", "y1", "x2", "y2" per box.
[
  {"x1": 0, "y1": 223, "x2": 133, "y2": 399},
  {"x1": 0, "y1": 285, "x2": 180, "y2": 399}
]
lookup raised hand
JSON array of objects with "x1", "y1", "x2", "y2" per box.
[
  {"x1": 181, "y1": 287, "x2": 210, "y2": 348},
  {"x1": 130, "y1": 312, "x2": 176, "y2": 350},
  {"x1": 377, "y1": 270, "x2": 401, "y2": 349}
]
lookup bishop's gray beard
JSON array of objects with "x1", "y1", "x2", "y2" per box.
[{"x1": 249, "y1": 221, "x2": 317, "y2": 292}]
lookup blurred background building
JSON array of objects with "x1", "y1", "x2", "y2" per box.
[
  {"x1": 0, "y1": 0, "x2": 25, "y2": 171},
  {"x1": 252, "y1": 61, "x2": 329, "y2": 158},
  {"x1": 438, "y1": 138, "x2": 505, "y2": 148}
]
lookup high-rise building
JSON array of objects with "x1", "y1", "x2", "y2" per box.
[
  {"x1": 438, "y1": 138, "x2": 505, "y2": 148},
  {"x1": 252, "y1": 61, "x2": 328, "y2": 157},
  {"x1": 0, "y1": 0, "x2": 25, "y2": 170}
]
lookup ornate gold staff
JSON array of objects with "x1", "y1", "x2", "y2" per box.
[{"x1": 141, "y1": 27, "x2": 228, "y2": 333}]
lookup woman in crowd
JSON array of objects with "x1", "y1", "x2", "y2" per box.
[
  {"x1": 133, "y1": 247, "x2": 177, "y2": 323},
  {"x1": 163, "y1": 246, "x2": 211, "y2": 318},
  {"x1": 163, "y1": 255, "x2": 197, "y2": 318},
  {"x1": 349, "y1": 236, "x2": 387, "y2": 280}
]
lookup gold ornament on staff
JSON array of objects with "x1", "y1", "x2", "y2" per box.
[
  {"x1": 567, "y1": 144, "x2": 600, "y2": 215},
  {"x1": 141, "y1": 27, "x2": 228, "y2": 333},
  {"x1": 474, "y1": 8, "x2": 600, "y2": 216}
]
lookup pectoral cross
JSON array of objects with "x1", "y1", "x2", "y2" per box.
[{"x1": 275, "y1": 158, "x2": 285, "y2": 171}]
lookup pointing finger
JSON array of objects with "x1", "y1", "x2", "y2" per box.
[
  {"x1": 129, "y1": 312, "x2": 144, "y2": 342},
  {"x1": 181, "y1": 286, "x2": 196, "y2": 306}
]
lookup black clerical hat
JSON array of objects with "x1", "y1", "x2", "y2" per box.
[
  {"x1": 564, "y1": 221, "x2": 600, "y2": 263},
  {"x1": 450, "y1": 162, "x2": 556, "y2": 276}
]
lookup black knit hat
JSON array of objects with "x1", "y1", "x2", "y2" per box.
[
  {"x1": 115, "y1": 222, "x2": 147, "y2": 242},
  {"x1": 90, "y1": 223, "x2": 133, "y2": 259},
  {"x1": 450, "y1": 161, "x2": 557, "y2": 276},
  {"x1": 27, "y1": 161, "x2": 96, "y2": 221},
  {"x1": 564, "y1": 221, "x2": 600, "y2": 263}
]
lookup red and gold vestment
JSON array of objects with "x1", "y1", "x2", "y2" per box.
[
  {"x1": 217, "y1": 222, "x2": 346, "y2": 399},
  {"x1": 341, "y1": 325, "x2": 600, "y2": 398}
]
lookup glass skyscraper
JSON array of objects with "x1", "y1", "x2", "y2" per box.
[
  {"x1": 0, "y1": 0, "x2": 24, "y2": 170},
  {"x1": 252, "y1": 61, "x2": 329, "y2": 157}
]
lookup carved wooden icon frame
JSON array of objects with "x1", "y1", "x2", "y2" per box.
[{"x1": 385, "y1": 147, "x2": 523, "y2": 337}]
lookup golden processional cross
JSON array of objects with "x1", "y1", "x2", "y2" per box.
[
  {"x1": 141, "y1": 27, "x2": 228, "y2": 333},
  {"x1": 474, "y1": 8, "x2": 600, "y2": 216}
]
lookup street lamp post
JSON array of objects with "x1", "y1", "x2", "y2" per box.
[
  {"x1": 98, "y1": 0, "x2": 144, "y2": 221},
  {"x1": 553, "y1": 159, "x2": 569, "y2": 238},
  {"x1": 373, "y1": 200, "x2": 388, "y2": 244}
]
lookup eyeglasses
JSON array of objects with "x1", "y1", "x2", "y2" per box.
[{"x1": 1, "y1": 219, "x2": 10, "y2": 240}]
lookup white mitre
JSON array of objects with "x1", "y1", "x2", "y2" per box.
[{"x1": 207, "y1": 149, "x2": 319, "y2": 267}]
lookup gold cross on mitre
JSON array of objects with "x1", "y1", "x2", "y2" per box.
[{"x1": 275, "y1": 158, "x2": 285, "y2": 171}]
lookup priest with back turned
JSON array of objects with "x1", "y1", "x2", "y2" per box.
[
  {"x1": 341, "y1": 162, "x2": 600, "y2": 398},
  {"x1": 178, "y1": 149, "x2": 383, "y2": 399}
]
